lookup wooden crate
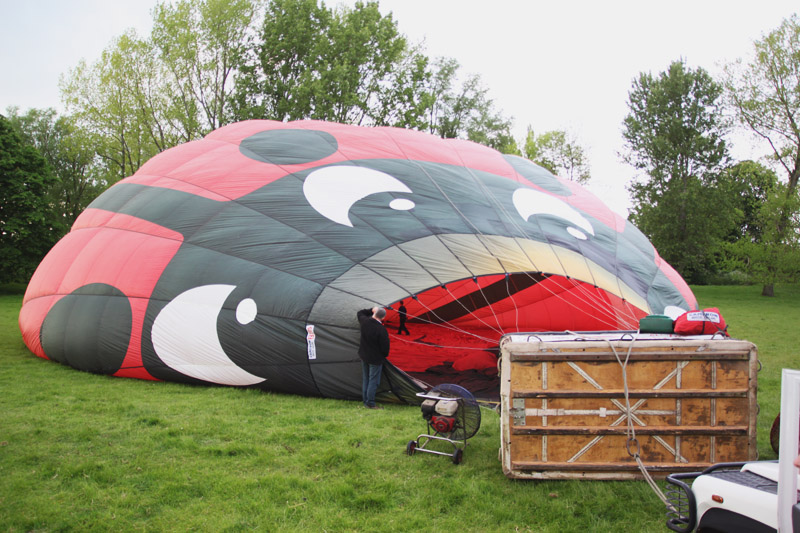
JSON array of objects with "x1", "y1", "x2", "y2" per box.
[{"x1": 499, "y1": 333, "x2": 758, "y2": 480}]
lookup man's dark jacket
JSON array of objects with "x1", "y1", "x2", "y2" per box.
[{"x1": 357, "y1": 309, "x2": 390, "y2": 365}]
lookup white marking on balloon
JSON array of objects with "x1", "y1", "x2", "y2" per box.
[
  {"x1": 512, "y1": 188, "x2": 594, "y2": 238},
  {"x1": 389, "y1": 198, "x2": 415, "y2": 211},
  {"x1": 567, "y1": 227, "x2": 588, "y2": 240},
  {"x1": 152, "y1": 284, "x2": 265, "y2": 386},
  {"x1": 236, "y1": 298, "x2": 257, "y2": 325},
  {"x1": 303, "y1": 166, "x2": 413, "y2": 227}
]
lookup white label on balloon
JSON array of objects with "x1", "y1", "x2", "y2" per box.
[{"x1": 306, "y1": 325, "x2": 317, "y2": 360}]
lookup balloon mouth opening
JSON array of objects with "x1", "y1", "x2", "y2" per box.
[{"x1": 384, "y1": 271, "x2": 643, "y2": 399}]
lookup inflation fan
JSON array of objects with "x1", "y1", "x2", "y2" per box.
[{"x1": 406, "y1": 383, "x2": 482, "y2": 464}]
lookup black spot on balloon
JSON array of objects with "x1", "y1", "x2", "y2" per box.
[
  {"x1": 240, "y1": 129, "x2": 338, "y2": 165},
  {"x1": 40, "y1": 284, "x2": 132, "y2": 375}
]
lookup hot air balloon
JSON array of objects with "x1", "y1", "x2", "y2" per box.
[{"x1": 18, "y1": 120, "x2": 696, "y2": 402}]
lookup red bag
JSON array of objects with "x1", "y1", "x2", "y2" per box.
[{"x1": 673, "y1": 307, "x2": 728, "y2": 336}]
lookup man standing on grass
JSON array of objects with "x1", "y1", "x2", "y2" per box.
[
  {"x1": 357, "y1": 307, "x2": 390, "y2": 409},
  {"x1": 397, "y1": 300, "x2": 410, "y2": 335}
]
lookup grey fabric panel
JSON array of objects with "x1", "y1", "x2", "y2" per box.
[
  {"x1": 308, "y1": 286, "x2": 382, "y2": 326},
  {"x1": 361, "y1": 246, "x2": 440, "y2": 294},
  {"x1": 327, "y1": 264, "x2": 408, "y2": 304},
  {"x1": 398, "y1": 237, "x2": 472, "y2": 281}
]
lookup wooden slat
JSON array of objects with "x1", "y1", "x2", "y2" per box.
[
  {"x1": 510, "y1": 461, "x2": 720, "y2": 472},
  {"x1": 511, "y1": 388, "x2": 749, "y2": 399},
  {"x1": 510, "y1": 425, "x2": 748, "y2": 436},
  {"x1": 509, "y1": 351, "x2": 751, "y2": 362}
]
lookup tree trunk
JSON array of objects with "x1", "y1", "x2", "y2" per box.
[{"x1": 762, "y1": 283, "x2": 775, "y2": 297}]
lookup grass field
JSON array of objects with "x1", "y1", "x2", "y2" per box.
[{"x1": 1, "y1": 285, "x2": 798, "y2": 532}]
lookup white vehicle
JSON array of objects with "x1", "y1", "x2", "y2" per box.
[
  {"x1": 665, "y1": 368, "x2": 800, "y2": 532},
  {"x1": 665, "y1": 460, "x2": 800, "y2": 532}
]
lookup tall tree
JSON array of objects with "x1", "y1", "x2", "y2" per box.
[
  {"x1": 231, "y1": 1, "x2": 516, "y2": 149},
  {"x1": 152, "y1": 0, "x2": 256, "y2": 135},
  {"x1": 231, "y1": 0, "x2": 407, "y2": 125},
  {"x1": 0, "y1": 115, "x2": 62, "y2": 283},
  {"x1": 522, "y1": 126, "x2": 591, "y2": 183},
  {"x1": 423, "y1": 57, "x2": 516, "y2": 152},
  {"x1": 621, "y1": 60, "x2": 731, "y2": 283},
  {"x1": 724, "y1": 14, "x2": 800, "y2": 295},
  {"x1": 61, "y1": 30, "x2": 166, "y2": 181}
]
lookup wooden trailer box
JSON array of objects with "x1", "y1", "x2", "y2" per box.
[{"x1": 499, "y1": 333, "x2": 758, "y2": 480}]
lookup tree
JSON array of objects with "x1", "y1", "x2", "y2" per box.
[
  {"x1": 61, "y1": 0, "x2": 519, "y2": 192},
  {"x1": 421, "y1": 57, "x2": 516, "y2": 152},
  {"x1": 231, "y1": 1, "x2": 516, "y2": 149},
  {"x1": 522, "y1": 126, "x2": 591, "y2": 183},
  {"x1": 152, "y1": 0, "x2": 256, "y2": 134},
  {"x1": 5, "y1": 107, "x2": 107, "y2": 227},
  {"x1": 622, "y1": 60, "x2": 732, "y2": 283},
  {"x1": 718, "y1": 160, "x2": 779, "y2": 242},
  {"x1": 61, "y1": 30, "x2": 166, "y2": 181},
  {"x1": 720, "y1": 184, "x2": 800, "y2": 287},
  {"x1": 724, "y1": 14, "x2": 800, "y2": 295},
  {"x1": 0, "y1": 115, "x2": 62, "y2": 283},
  {"x1": 62, "y1": 0, "x2": 259, "y2": 180},
  {"x1": 231, "y1": 0, "x2": 408, "y2": 125}
]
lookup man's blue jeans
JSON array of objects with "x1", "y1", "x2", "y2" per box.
[{"x1": 361, "y1": 361, "x2": 383, "y2": 407}]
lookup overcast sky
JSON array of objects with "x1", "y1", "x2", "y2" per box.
[{"x1": 1, "y1": 0, "x2": 797, "y2": 215}]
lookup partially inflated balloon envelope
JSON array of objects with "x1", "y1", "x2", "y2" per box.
[{"x1": 19, "y1": 120, "x2": 696, "y2": 401}]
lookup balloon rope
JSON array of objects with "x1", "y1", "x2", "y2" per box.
[
  {"x1": 382, "y1": 133, "x2": 637, "y2": 337},
  {"x1": 606, "y1": 337, "x2": 675, "y2": 510},
  {"x1": 532, "y1": 275, "x2": 631, "y2": 330},
  {"x1": 450, "y1": 280, "x2": 505, "y2": 334},
  {"x1": 567, "y1": 277, "x2": 639, "y2": 328},
  {"x1": 505, "y1": 274, "x2": 521, "y2": 333},
  {"x1": 455, "y1": 165, "x2": 636, "y2": 330},
  {"x1": 405, "y1": 294, "x2": 501, "y2": 343}
]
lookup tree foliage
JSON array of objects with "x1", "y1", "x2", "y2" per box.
[
  {"x1": 427, "y1": 58, "x2": 516, "y2": 152},
  {"x1": 723, "y1": 15, "x2": 800, "y2": 294},
  {"x1": 232, "y1": 0, "x2": 409, "y2": 124},
  {"x1": 60, "y1": 0, "x2": 517, "y2": 178},
  {"x1": 61, "y1": 31, "x2": 165, "y2": 182},
  {"x1": 724, "y1": 14, "x2": 800, "y2": 195},
  {"x1": 5, "y1": 107, "x2": 106, "y2": 227},
  {"x1": 522, "y1": 126, "x2": 591, "y2": 183},
  {"x1": 0, "y1": 115, "x2": 62, "y2": 283},
  {"x1": 229, "y1": 1, "x2": 516, "y2": 149},
  {"x1": 718, "y1": 160, "x2": 779, "y2": 243},
  {"x1": 153, "y1": 0, "x2": 257, "y2": 134},
  {"x1": 622, "y1": 60, "x2": 731, "y2": 283},
  {"x1": 720, "y1": 185, "x2": 800, "y2": 289}
]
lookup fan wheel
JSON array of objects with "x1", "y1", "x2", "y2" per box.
[
  {"x1": 427, "y1": 383, "x2": 482, "y2": 441},
  {"x1": 452, "y1": 448, "x2": 463, "y2": 464},
  {"x1": 406, "y1": 440, "x2": 417, "y2": 456}
]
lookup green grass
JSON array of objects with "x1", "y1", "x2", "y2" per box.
[{"x1": 1, "y1": 285, "x2": 798, "y2": 532}]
